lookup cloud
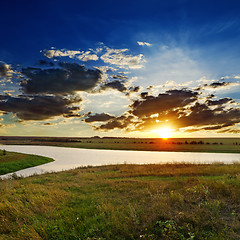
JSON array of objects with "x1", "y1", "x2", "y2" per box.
[
  {"x1": 111, "y1": 74, "x2": 128, "y2": 80},
  {"x1": 176, "y1": 102, "x2": 240, "y2": 131},
  {"x1": 137, "y1": 41, "x2": 152, "y2": 46},
  {"x1": 101, "y1": 80, "x2": 128, "y2": 92},
  {"x1": 0, "y1": 95, "x2": 82, "y2": 121},
  {"x1": 197, "y1": 81, "x2": 240, "y2": 90},
  {"x1": 93, "y1": 88, "x2": 240, "y2": 133},
  {"x1": 84, "y1": 113, "x2": 115, "y2": 122},
  {"x1": 20, "y1": 62, "x2": 102, "y2": 95},
  {"x1": 44, "y1": 49, "x2": 81, "y2": 58},
  {"x1": 44, "y1": 48, "x2": 99, "y2": 62},
  {"x1": 93, "y1": 115, "x2": 134, "y2": 131},
  {"x1": 0, "y1": 62, "x2": 11, "y2": 77},
  {"x1": 75, "y1": 51, "x2": 99, "y2": 61},
  {"x1": 130, "y1": 89, "x2": 199, "y2": 117},
  {"x1": 100, "y1": 48, "x2": 145, "y2": 69},
  {"x1": 206, "y1": 97, "x2": 233, "y2": 106},
  {"x1": 38, "y1": 60, "x2": 54, "y2": 66},
  {"x1": 129, "y1": 86, "x2": 140, "y2": 93}
]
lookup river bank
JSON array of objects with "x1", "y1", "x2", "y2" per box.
[{"x1": 1, "y1": 145, "x2": 240, "y2": 178}]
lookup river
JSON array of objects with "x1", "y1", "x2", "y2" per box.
[{"x1": 1, "y1": 145, "x2": 240, "y2": 178}]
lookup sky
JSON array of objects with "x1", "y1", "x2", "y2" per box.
[{"x1": 0, "y1": 0, "x2": 240, "y2": 138}]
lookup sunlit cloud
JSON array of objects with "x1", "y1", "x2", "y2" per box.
[
  {"x1": 100, "y1": 47, "x2": 145, "y2": 69},
  {"x1": 137, "y1": 41, "x2": 152, "y2": 46}
]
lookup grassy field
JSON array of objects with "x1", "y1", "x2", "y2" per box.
[
  {"x1": 0, "y1": 150, "x2": 54, "y2": 175},
  {"x1": 1, "y1": 163, "x2": 240, "y2": 239},
  {"x1": 1, "y1": 137, "x2": 240, "y2": 153}
]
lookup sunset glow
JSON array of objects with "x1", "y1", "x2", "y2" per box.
[{"x1": 157, "y1": 127, "x2": 173, "y2": 139}]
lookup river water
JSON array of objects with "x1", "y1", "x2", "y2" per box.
[{"x1": 1, "y1": 145, "x2": 240, "y2": 178}]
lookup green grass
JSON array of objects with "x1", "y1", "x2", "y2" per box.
[
  {"x1": 0, "y1": 150, "x2": 54, "y2": 175},
  {"x1": 1, "y1": 163, "x2": 240, "y2": 239}
]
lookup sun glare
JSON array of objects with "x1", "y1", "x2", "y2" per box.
[{"x1": 157, "y1": 127, "x2": 172, "y2": 139}]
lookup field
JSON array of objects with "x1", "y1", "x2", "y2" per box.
[
  {"x1": 0, "y1": 136, "x2": 240, "y2": 153},
  {"x1": 0, "y1": 150, "x2": 54, "y2": 175},
  {"x1": 1, "y1": 163, "x2": 240, "y2": 239}
]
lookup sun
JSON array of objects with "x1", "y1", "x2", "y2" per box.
[{"x1": 157, "y1": 127, "x2": 173, "y2": 139}]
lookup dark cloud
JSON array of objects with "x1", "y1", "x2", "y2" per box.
[
  {"x1": 130, "y1": 89, "x2": 199, "y2": 117},
  {"x1": 0, "y1": 95, "x2": 81, "y2": 120},
  {"x1": 130, "y1": 86, "x2": 140, "y2": 92},
  {"x1": 218, "y1": 128, "x2": 240, "y2": 134},
  {"x1": 196, "y1": 81, "x2": 236, "y2": 90},
  {"x1": 206, "y1": 97, "x2": 233, "y2": 106},
  {"x1": 20, "y1": 62, "x2": 102, "y2": 95},
  {"x1": 0, "y1": 62, "x2": 10, "y2": 77},
  {"x1": 93, "y1": 88, "x2": 240, "y2": 133},
  {"x1": 84, "y1": 113, "x2": 115, "y2": 122},
  {"x1": 140, "y1": 92, "x2": 149, "y2": 98},
  {"x1": 111, "y1": 74, "x2": 128, "y2": 80},
  {"x1": 209, "y1": 81, "x2": 231, "y2": 88},
  {"x1": 176, "y1": 102, "x2": 240, "y2": 130},
  {"x1": 38, "y1": 60, "x2": 54, "y2": 67},
  {"x1": 101, "y1": 80, "x2": 127, "y2": 92},
  {"x1": 94, "y1": 115, "x2": 134, "y2": 131}
]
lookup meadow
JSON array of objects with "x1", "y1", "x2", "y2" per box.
[
  {"x1": 0, "y1": 150, "x2": 54, "y2": 175},
  {"x1": 0, "y1": 136, "x2": 240, "y2": 153},
  {"x1": 1, "y1": 138, "x2": 240, "y2": 239},
  {"x1": 1, "y1": 163, "x2": 240, "y2": 239}
]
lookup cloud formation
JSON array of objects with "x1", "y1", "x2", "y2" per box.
[
  {"x1": 93, "y1": 88, "x2": 240, "y2": 134},
  {"x1": 84, "y1": 113, "x2": 115, "y2": 122},
  {"x1": 44, "y1": 46, "x2": 145, "y2": 69},
  {"x1": 131, "y1": 89, "x2": 199, "y2": 117},
  {"x1": 0, "y1": 95, "x2": 81, "y2": 120},
  {"x1": 20, "y1": 63, "x2": 102, "y2": 95},
  {"x1": 196, "y1": 81, "x2": 240, "y2": 90},
  {"x1": 94, "y1": 115, "x2": 134, "y2": 131},
  {"x1": 101, "y1": 80, "x2": 128, "y2": 92},
  {"x1": 137, "y1": 41, "x2": 152, "y2": 46},
  {"x1": 0, "y1": 62, "x2": 11, "y2": 77},
  {"x1": 100, "y1": 48, "x2": 145, "y2": 69},
  {"x1": 44, "y1": 49, "x2": 99, "y2": 62}
]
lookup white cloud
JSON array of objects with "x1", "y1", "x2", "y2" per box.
[
  {"x1": 44, "y1": 49, "x2": 81, "y2": 58},
  {"x1": 44, "y1": 49, "x2": 99, "y2": 61},
  {"x1": 100, "y1": 48, "x2": 145, "y2": 69},
  {"x1": 76, "y1": 51, "x2": 98, "y2": 61},
  {"x1": 43, "y1": 46, "x2": 146, "y2": 69},
  {"x1": 137, "y1": 41, "x2": 152, "y2": 46}
]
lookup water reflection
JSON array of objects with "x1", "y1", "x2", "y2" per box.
[{"x1": 1, "y1": 145, "x2": 240, "y2": 178}]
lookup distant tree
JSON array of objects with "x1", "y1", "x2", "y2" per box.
[{"x1": 3, "y1": 149, "x2": 6, "y2": 155}]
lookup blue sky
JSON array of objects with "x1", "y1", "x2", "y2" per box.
[{"x1": 0, "y1": 0, "x2": 240, "y2": 137}]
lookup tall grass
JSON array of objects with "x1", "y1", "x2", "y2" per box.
[{"x1": 1, "y1": 163, "x2": 240, "y2": 239}]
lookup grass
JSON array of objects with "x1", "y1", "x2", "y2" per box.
[
  {"x1": 1, "y1": 137, "x2": 240, "y2": 153},
  {"x1": 1, "y1": 163, "x2": 240, "y2": 239},
  {"x1": 0, "y1": 150, "x2": 54, "y2": 175}
]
